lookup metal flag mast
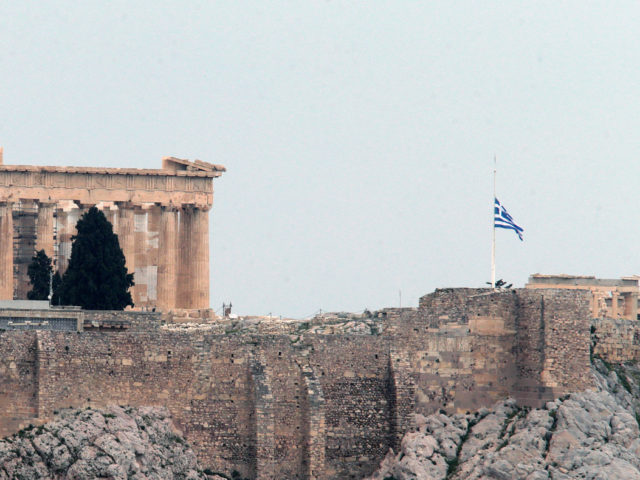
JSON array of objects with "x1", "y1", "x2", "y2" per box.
[{"x1": 491, "y1": 156, "x2": 496, "y2": 289}]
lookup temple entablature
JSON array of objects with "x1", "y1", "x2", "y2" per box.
[{"x1": 0, "y1": 156, "x2": 224, "y2": 207}]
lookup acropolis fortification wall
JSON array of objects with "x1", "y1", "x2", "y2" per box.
[{"x1": 0, "y1": 288, "x2": 597, "y2": 479}]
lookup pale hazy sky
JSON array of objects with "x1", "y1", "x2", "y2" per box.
[{"x1": 2, "y1": 2, "x2": 640, "y2": 317}]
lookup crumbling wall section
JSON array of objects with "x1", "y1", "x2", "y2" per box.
[{"x1": 83, "y1": 310, "x2": 163, "y2": 330}]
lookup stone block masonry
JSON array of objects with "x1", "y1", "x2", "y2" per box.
[
  {"x1": 592, "y1": 317, "x2": 640, "y2": 363},
  {"x1": 0, "y1": 288, "x2": 595, "y2": 479},
  {"x1": 0, "y1": 332, "x2": 38, "y2": 435}
]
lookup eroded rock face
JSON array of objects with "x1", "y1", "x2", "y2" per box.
[
  {"x1": 367, "y1": 360, "x2": 640, "y2": 480},
  {"x1": 0, "y1": 406, "x2": 222, "y2": 480}
]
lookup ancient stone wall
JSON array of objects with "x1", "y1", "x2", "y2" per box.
[
  {"x1": 538, "y1": 290, "x2": 592, "y2": 393},
  {"x1": 388, "y1": 289, "x2": 519, "y2": 419},
  {"x1": 513, "y1": 289, "x2": 593, "y2": 405},
  {"x1": 0, "y1": 288, "x2": 596, "y2": 479},
  {"x1": 36, "y1": 330, "x2": 260, "y2": 477},
  {"x1": 513, "y1": 289, "x2": 546, "y2": 404},
  {"x1": 592, "y1": 317, "x2": 640, "y2": 363},
  {"x1": 305, "y1": 336, "x2": 391, "y2": 480},
  {"x1": 0, "y1": 331, "x2": 38, "y2": 436},
  {"x1": 83, "y1": 310, "x2": 163, "y2": 330},
  {"x1": 387, "y1": 288, "x2": 592, "y2": 421}
]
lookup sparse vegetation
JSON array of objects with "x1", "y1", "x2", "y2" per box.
[
  {"x1": 26, "y1": 249, "x2": 53, "y2": 300},
  {"x1": 543, "y1": 409, "x2": 558, "y2": 454},
  {"x1": 445, "y1": 413, "x2": 485, "y2": 479},
  {"x1": 596, "y1": 356, "x2": 634, "y2": 394}
]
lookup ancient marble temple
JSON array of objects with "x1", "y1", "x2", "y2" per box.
[{"x1": 0, "y1": 149, "x2": 225, "y2": 310}]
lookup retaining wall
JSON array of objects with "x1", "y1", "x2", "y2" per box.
[{"x1": 0, "y1": 288, "x2": 594, "y2": 479}]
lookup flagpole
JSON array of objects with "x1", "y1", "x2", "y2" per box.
[{"x1": 491, "y1": 156, "x2": 496, "y2": 289}]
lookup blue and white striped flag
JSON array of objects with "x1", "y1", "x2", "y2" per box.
[{"x1": 494, "y1": 198, "x2": 523, "y2": 241}]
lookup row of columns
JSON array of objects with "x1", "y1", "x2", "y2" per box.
[
  {"x1": 590, "y1": 289, "x2": 638, "y2": 320},
  {"x1": 0, "y1": 200, "x2": 210, "y2": 310}
]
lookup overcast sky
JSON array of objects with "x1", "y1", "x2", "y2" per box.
[{"x1": 2, "y1": 2, "x2": 639, "y2": 317}]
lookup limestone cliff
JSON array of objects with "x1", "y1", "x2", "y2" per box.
[
  {"x1": 367, "y1": 359, "x2": 640, "y2": 480},
  {"x1": 0, "y1": 406, "x2": 225, "y2": 480}
]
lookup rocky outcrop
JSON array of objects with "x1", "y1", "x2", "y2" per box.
[
  {"x1": 0, "y1": 406, "x2": 224, "y2": 480},
  {"x1": 367, "y1": 359, "x2": 640, "y2": 480}
]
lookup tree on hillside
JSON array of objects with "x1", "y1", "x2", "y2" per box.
[
  {"x1": 59, "y1": 207, "x2": 134, "y2": 310},
  {"x1": 27, "y1": 249, "x2": 53, "y2": 300}
]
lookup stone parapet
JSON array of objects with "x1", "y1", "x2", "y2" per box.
[{"x1": 165, "y1": 308, "x2": 214, "y2": 323}]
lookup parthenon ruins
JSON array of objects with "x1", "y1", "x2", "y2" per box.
[{"x1": 0, "y1": 149, "x2": 225, "y2": 310}]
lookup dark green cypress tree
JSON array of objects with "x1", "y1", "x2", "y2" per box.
[
  {"x1": 27, "y1": 249, "x2": 52, "y2": 300},
  {"x1": 51, "y1": 271, "x2": 63, "y2": 306},
  {"x1": 59, "y1": 207, "x2": 134, "y2": 310}
]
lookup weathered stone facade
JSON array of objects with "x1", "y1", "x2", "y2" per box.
[
  {"x1": 526, "y1": 273, "x2": 640, "y2": 320},
  {"x1": 0, "y1": 156, "x2": 225, "y2": 310},
  {"x1": 0, "y1": 288, "x2": 595, "y2": 479},
  {"x1": 592, "y1": 316, "x2": 640, "y2": 363}
]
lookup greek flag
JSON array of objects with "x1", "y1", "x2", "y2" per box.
[{"x1": 494, "y1": 198, "x2": 523, "y2": 241}]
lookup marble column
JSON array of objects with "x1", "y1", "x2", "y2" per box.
[
  {"x1": 56, "y1": 208, "x2": 69, "y2": 275},
  {"x1": 157, "y1": 206, "x2": 178, "y2": 311},
  {"x1": 611, "y1": 291, "x2": 619, "y2": 318},
  {"x1": 116, "y1": 203, "x2": 136, "y2": 288},
  {"x1": 622, "y1": 292, "x2": 638, "y2": 320},
  {"x1": 146, "y1": 205, "x2": 161, "y2": 306},
  {"x1": 590, "y1": 290, "x2": 600, "y2": 319},
  {"x1": 0, "y1": 202, "x2": 14, "y2": 300},
  {"x1": 191, "y1": 206, "x2": 210, "y2": 309},
  {"x1": 36, "y1": 202, "x2": 55, "y2": 259},
  {"x1": 57, "y1": 202, "x2": 83, "y2": 276},
  {"x1": 102, "y1": 204, "x2": 118, "y2": 231},
  {"x1": 14, "y1": 200, "x2": 37, "y2": 299},
  {"x1": 177, "y1": 206, "x2": 193, "y2": 308}
]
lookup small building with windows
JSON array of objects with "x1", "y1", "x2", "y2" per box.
[{"x1": 0, "y1": 300, "x2": 83, "y2": 331}]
